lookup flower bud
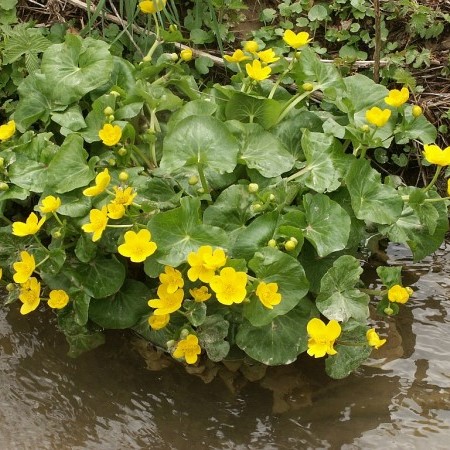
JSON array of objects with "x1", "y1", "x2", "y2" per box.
[
  {"x1": 143, "y1": 55, "x2": 152, "y2": 62},
  {"x1": 110, "y1": 90, "x2": 121, "y2": 97},
  {"x1": 406, "y1": 287, "x2": 413, "y2": 295},
  {"x1": 180, "y1": 48, "x2": 193, "y2": 62},
  {"x1": 188, "y1": 175, "x2": 199, "y2": 185},
  {"x1": 52, "y1": 230, "x2": 62, "y2": 239},
  {"x1": 117, "y1": 147, "x2": 127, "y2": 156},
  {"x1": 294, "y1": 51, "x2": 302, "y2": 60},
  {"x1": 170, "y1": 53, "x2": 179, "y2": 61},
  {"x1": 267, "y1": 239, "x2": 277, "y2": 248},
  {"x1": 103, "y1": 106, "x2": 114, "y2": 116},
  {"x1": 289, "y1": 237, "x2": 298, "y2": 245},
  {"x1": 248, "y1": 183, "x2": 259, "y2": 193},
  {"x1": 302, "y1": 82, "x2": 313, "y2": 91},
  {"x1": 166, "y1": 340, "x2": 176, "y2": 350},
  {"x1": 0, "y1": 157, "x2": 4, "y2": 169},
  {"x1": 108, "y1": 158, "x2": 116, "y2": 166},
  {"x1": 108, "y1": 115, "x2": 115, "y2": 122},
  {"x1": 0, "y1": 181, "x2": 9, "y2": 191},
  {"x1": 169, "y1": 24, "x2": 178, "y2": 33},
  {"x1": 243, "y1": 40, "x2": 259, "y2": 53},
  {"x1": 384, "y1": 307, "x2": 394, "y2": 315},
  {"x1": 412, "y1": 105, "x2": 423, "y2": 118},
  {"x1": 119, "y1": 171, "x2": 129, "y2": 181},
  {"x1": 180, "y1": 329, "x2": 189, "y2": 339},
  {"x1": 360, "y1": 124, "x2": 370, "y2": 133},
  {"x1": 284, "y1": 239, "x2": 297, "y2": 251},
  {"x1": 6, "y1": 283, "x2": 15, "y2": 292},
  {"x1": 197, "y1": 187, "x2": 205, "y2": 194},
  {"x1": 269, "y1": 193, "x2": 275, "y2": 201},
  {"x1": 251, "y1": 202, "x2": 263, "y2": 212}
]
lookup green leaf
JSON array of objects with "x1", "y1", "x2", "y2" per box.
[
  {"x1": 298, "y1": 130, "x2": 345, "y2": 193},
  {"x1": 395, "y1": 108, "x2": 436, "y2": 145},
  {"x1": 72, "y1": 290, "x2": 90, "y2": 326},
  {"x1": 308, "y1": 4, "x2": 328, "y2": 21},
  {"x1": 238, "y1": 123, "x2": 295, "y2": 178},
  {"x1": 346, "y1": 158, "x2": 403, "y2": 224},
  {"x1": 168, "y1": 99, "x2": 217, "y2": 129},
  {"x1": 57, "y1": 190, "x2": 92, "y2": 217},
  {"x1": 244, "y1": 247, "x2": 309, "y2": 326},
  {"x1": 51, "y1": 105, "x2": 86, "y2": 132},
  {"x1": 183, "y1": 300, "x2": 207, "y2": 326},
  {"x1": 75, "y1": 233, "x2": 97, "y2": 263},
  {"x1": 325, "y1": 321, "x2": 372, "y2": 379},
  {"x1": 316, "y1": 255, "x2": 369, "y2": 322},
  {"x1": 197, "y1": 315, "x2": 230, "y2": 362},
  {"x1": 224, "y1": 91, "x2": 283, "y2": 129},
  {"x1": 148, "y1": 197, "x2": 230, "y2": 267},
  {"x1": 236, "y1": 299, "x2": 317, "y2": 365},
  {"x1": 3, "y1": 27, "x2": 50, "y2": 65},
  {"x1": 376, "y1": 266, "x2": 402, "y2": 289},
  {"x1": 45, "y1": 134, "x2": 96, "y2": 194},
  {"x1": 299, "y1": 193, "x2": 351, "y2": 257},
  {"x1": 232, "y1": 211, "x2": 279, "y2": 260},
  {"x1": 203, "y1": 184, "x2": 255, "y2": 232},
  {"x1": 160, "y1": 116, "x2": 239, "y2": 175},
  {"x1": 379, "y1": 189, "x2": 448, "y2": 261},
  {"x1": 68, "y1": 257, "x2": 126, "y2": 299},
  {"x1": 195, "y1": 55, "x2": 214, "y2": 75},
  {"x1": 40, "y1": 34, "x2": 114, "y2": 105},
  {"x1": 36, "y1": 247, "x2": 66, "y2": 275},
  {"x1": 89, "y1": 280, "x2": 151, "y2": 329}
]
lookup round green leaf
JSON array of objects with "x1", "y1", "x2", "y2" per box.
[
  {"x1": 89, "y1": 280, "x2": 151, "y2": 329},
  {"x1": 236, "y1": 300, "x2": 317, "y2": 365},
  {"x1": 160, "y1": 116, "x2": 239, "y2": 175},
  {"x1": 244, "y1": 247, "x2": 309, "y2": 326}
]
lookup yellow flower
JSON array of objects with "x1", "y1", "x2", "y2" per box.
[
  {"x1": 243, "y1": 40, "x2": 259, "y2": 53},
  {"x1": 246, "y1": 59, "x2": 271, "y2": 81},
  {"x1": 412, "y1": 105, "x2": 423, "y2": 117},
  {"x1": 423, "y1": 144, "x2": 450, "y2": 166},
  {"x1": 306, "y1": 318, "x2": 341, "y2": 358},
  {"x1": 283, "y1": 30, "x2": 312, "y2": 49},
  {"x1": 118, "y1": 229, "x2": 157, "y2": 263},
  {"x1": 39, "y1": 195, "x2": 61, "y2": 214},
  {"x1": 224, "y1": 49, "x2": 250, "y2": 63},
  {"x1": 388, "y1": 284, "x2": 411, "y2": 304},
  {"x1": 83, "y1": 168, "x2": 111, "y2": 197},
  {"x1": 139, "y1": 0, "x2": 167, "y2": 14},
  {"x1": 0, "y1": 120, "x2": 16, "y2": 141},
  {"x1": 112, "y1": 186, "x2": 136, "y2": 206},
  {"x1": 18, "y1": 277, "x2": 41, "y2": 315},
  {"x1": 12, "y1": 212, "x2": 46, "y2": 237},
  {"x1": 189, "y1": 286, "x2": 211, "y2": 302},
  {"x1": 13, "y1": 251, "x2": 36, "y2": 284},
  {"x1": 384, "y1": 87, "x2": 409, "y2": 107},
  {"x1": 257, "y1": 48, "x2": 280, "y2": 64},
  {"x1": 255, "y1": 281, "x2": 282, "y2": 309},
  {"x1": 172, "y1": 334, "x2": 201, "y2": 364},
  {"x1": 98, "y1": 123, "x2": 122, "y2": 146},
  {"x1": 148, "y1": 313, "x2": 170, "y2": 330},
  {"x1": 148, "y1": 284, "x2": 184, "y2": 315},
  {"x1": 209, "y1": 267, "x2": 248, "y2": 305},
  {"x1": 159, "y1": 266, "x2": 184, "y2": 294},
  {"x1": 107, "y1": 203, "x2": 125, "y2": 219},
  {"x1": 366, "y1": 328, "x2": 386, "y2": 349},
  {"x1": 187, "y1": 245, "x2": 227, "y2": 283},
  {"x1": 365, "y1": 107, "x2": 392, "y2": 127},
  {"x1": 81, "y1": 206, "x2": 108, "y2": 242},
  {"x1": 48, "y1": 290, "x2": 69, "y2": 309},
  {"x1": 180, "y1": 48, "x2": 193, "y2": 62},
  {"x1": 447, "y1": 179, "x2": 450, "y2": 197}
]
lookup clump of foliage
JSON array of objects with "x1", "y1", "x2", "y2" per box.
[{"x1": 0, "y1": 3, "x2": 449, "y2": 379}]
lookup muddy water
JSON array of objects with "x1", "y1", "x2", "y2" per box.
[{"x1": 1, "y1": 243, "x2": 449, "y2": 449}]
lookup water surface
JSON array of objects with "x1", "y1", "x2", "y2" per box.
[{"x1": 1, "y1": 243, "x2": 449, "y2": 449}]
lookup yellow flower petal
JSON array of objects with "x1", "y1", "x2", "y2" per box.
[
  {"x1": 118, "y1": 229, "x2": 157, "y2": 263},
  {"x1": 98, "y1": 123, "x2": 122, "y2": 146},
  {"x1": 0, "y1": 120, "x2": 16, "y2": 141},
  {"x1": 48, "y1": 290, "x2": 70, "y2": 309}
]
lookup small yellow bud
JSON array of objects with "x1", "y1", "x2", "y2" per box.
[
  {"x1": 169, "y1": 24, "x2": 178, "y2": 33},
  {"x1": 188, "y1": 175, "x2": 199, "y2": 185},
  {"x1": 170, "y1": 53, "x2": 179, "y2": 61},
  {"x1": 284, "y1": 239, "x2": 297, "y2": 251},
  {"x1": 108, "y1": 158, "x2": 116, "y2": 166},
  {"x1": 384, "y1": 307, "x2": 394, "y2": 315},
  {"x1": 0, "y1": 181, "x2": 9, "y2": 191},
  {"x1": 248, "y1": 183, "x2": 259, "y2": 193},
  {"x1": 289, "y1": 237, "x2": 298, "y2": 245},
  {"x1": 180, "y1": 328, "x2": 190, "y2": 339},
  {"x1": 243, "y1": 40, "x2": 259, "y2": 53},
  {"x1": 302, "y1": 82, "x2": 314, "y2": 91},
  {"x1": 269, "y1": 193, "x2": 275, "y2": 201},
  {"x1": 412, "y1": 105, "x2": 423, "y2": 118},
  {"x1": 360, "y1": 124, "x2": 370, "y2": 133},
  {"x1": 110, "y1": 90, "x2": 121, "y2": 97},
  {"x1": 267, "y1": 239, "x2": 277, "y2": 248},
  {"x1": 197, "y1": 187, "x2": 205, "y2": 194},
  {"x1": 251, "y1": 202, "x2": 263, "y2": 212},
  {"x1": 117, "y1": 147, "x2": 127, "y2": 156},
  {"x1": 103, "y1": 106, "x2": 114, "y2": 116},
  {"x1": 119, "y1": 171, "x2": 129, "y2": 181},
  {"x1": 180, "y1": 48, "x2": 193, "y2": 62},
  {"x1": 6, "y1": 283, "x2": 15, "y2": 292},
  {"x1": 166, "y1": 339, "x2": 176, "y2": 349},
  {"x1": 52, "y1": 230, "x2": 62, "y2": 239},
  {"x1": 108, "y1": 115, "x2": 115, "y2": 122}
]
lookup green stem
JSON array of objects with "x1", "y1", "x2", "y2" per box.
[
  {"x1": 277, "y1": 90, "x2": 314, "y2": 124},
  {"x1": 132, "y1": 145, "x2": 153, "y2": 170},
  {"x1": 52, "y1": 212, "x2": 64, "y2": 227},
  {"x1": 268, "y1": 58, "x2": 294, "y2": 99},
  {"x1": 285, "y1": 165, "x2": 312, "y2": 182},
  {"x1": 360, "y1": 288, "x2": 386, "y2": 296},
  {"x1": 197, "y1": 163, "x2": 209, "y2": 194},
  {"x1": 423, "y1": 166, "x2": 442, "y2": 193},
  {"x1": 35, "y1": 254, "x2": 50, "y2": 269},
  {"x1": 33, "y1": 234, "x2": 49, "y2": 252}
]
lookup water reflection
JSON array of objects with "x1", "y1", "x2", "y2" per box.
[{"x1": 1, "y1": 243, "x2": 449, "y2": 449}]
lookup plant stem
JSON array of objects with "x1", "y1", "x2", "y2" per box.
[
  {"x1": 197, "y1": 163, "x2": 209, "y2": 194},
  {"x1": 423, "y1": 166, "x2": 442, "y2": 193},
  {"x1": 277, "y1": 90, "x2": 314, "y2": 124},
  {"x1": 360, "y1": 288, "x2": 386, "y2": 296}
]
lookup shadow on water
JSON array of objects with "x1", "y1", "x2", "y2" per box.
[{"x1": 1, "y1": 243, "x2": 449, "y2": 449}]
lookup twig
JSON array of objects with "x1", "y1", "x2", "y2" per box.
[{"x1": 373, "y1": 0, "x2": 381, "y2": 83}]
